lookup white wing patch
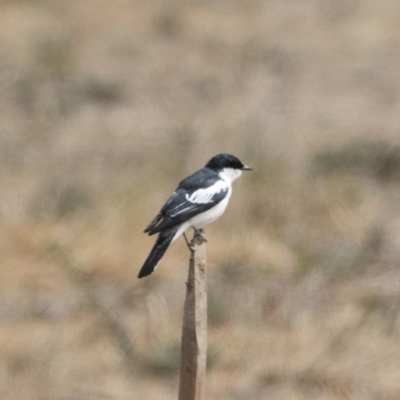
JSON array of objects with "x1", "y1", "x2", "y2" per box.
[{"x1": 185, "y1": 180, "x2": 228, "y2": 204}]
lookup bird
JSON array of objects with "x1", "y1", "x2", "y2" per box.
[{"x1": 137, "y1": 153, "x2": 252, "y2": 278}]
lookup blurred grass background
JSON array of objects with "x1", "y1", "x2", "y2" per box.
[{"x1": 1, "y1": 0, "x2": 400, "y2": 399}]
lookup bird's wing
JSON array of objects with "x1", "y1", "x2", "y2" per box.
[{"x1": 144, "y1": 180, "x2": 229, "y2": 235}]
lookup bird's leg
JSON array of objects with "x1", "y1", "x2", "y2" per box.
[
  {"x1": 193, "y1": 227, "x2": 207, "y2": 242},
  {"x1": 183, "y1": 232, "x2": 195, "y2": 251}
]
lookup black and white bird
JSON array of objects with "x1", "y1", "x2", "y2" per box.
[{"x1": 138, "y1": 153, "x2": 252, "y2": 278}]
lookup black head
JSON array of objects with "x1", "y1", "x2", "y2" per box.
[{"x1": 205, "y1": 153, "x2": 252, "y2": 171}]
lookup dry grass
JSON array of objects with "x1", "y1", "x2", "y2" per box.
[{"x1": 1, "y1": 0, "x2": 400, "y2": 399}]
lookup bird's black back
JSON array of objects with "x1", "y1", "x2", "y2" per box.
[{"x1": 177, "y1": 167, "x2": 219, "y2": 190}]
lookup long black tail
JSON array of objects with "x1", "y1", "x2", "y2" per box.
[{"x1": 138, "y1": 227, "x2": 178, "y2": 278}]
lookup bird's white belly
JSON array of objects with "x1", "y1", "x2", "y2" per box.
[
  {"x1": 172, "y1": 187, "x2": 232, "y2": 242},
  {"x1": 191, "y1": 190, "x2": 231, "y2": 227}
]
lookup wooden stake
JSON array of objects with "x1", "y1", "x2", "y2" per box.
[{"x1": 178, "y1": 230, "x2": 207, "y2": 400}]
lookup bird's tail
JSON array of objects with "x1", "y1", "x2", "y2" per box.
[{"x1": 138, "y1": 227, "x2": 178, "y2": 278}]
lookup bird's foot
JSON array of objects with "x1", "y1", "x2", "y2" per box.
[
  {"x1": 183, "y1": 233, "x2": 195, "y2": 251},
  {"x1": 193, "y1": 228, "x2": 207, "y2": 243}
]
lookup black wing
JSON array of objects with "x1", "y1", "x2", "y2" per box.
[{"x1": 144, "y1": 180, "x2": 229, "y2": 235}]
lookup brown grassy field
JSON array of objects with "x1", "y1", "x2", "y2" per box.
[{"x1": 1, "y1": 0, "x2": 400, "y2": 399}]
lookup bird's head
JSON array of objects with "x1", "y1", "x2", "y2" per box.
[{"x1": 206, "y1": 153, "x2": 252, "y2": 182}]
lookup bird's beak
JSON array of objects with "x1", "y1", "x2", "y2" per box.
[{"x1": 242, "y1": 165, "x2": 252, "y2": 171}]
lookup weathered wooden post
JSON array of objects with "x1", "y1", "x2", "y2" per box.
[{"x1": 178, "y1": 230, "x2": 207, "y2": 400}]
